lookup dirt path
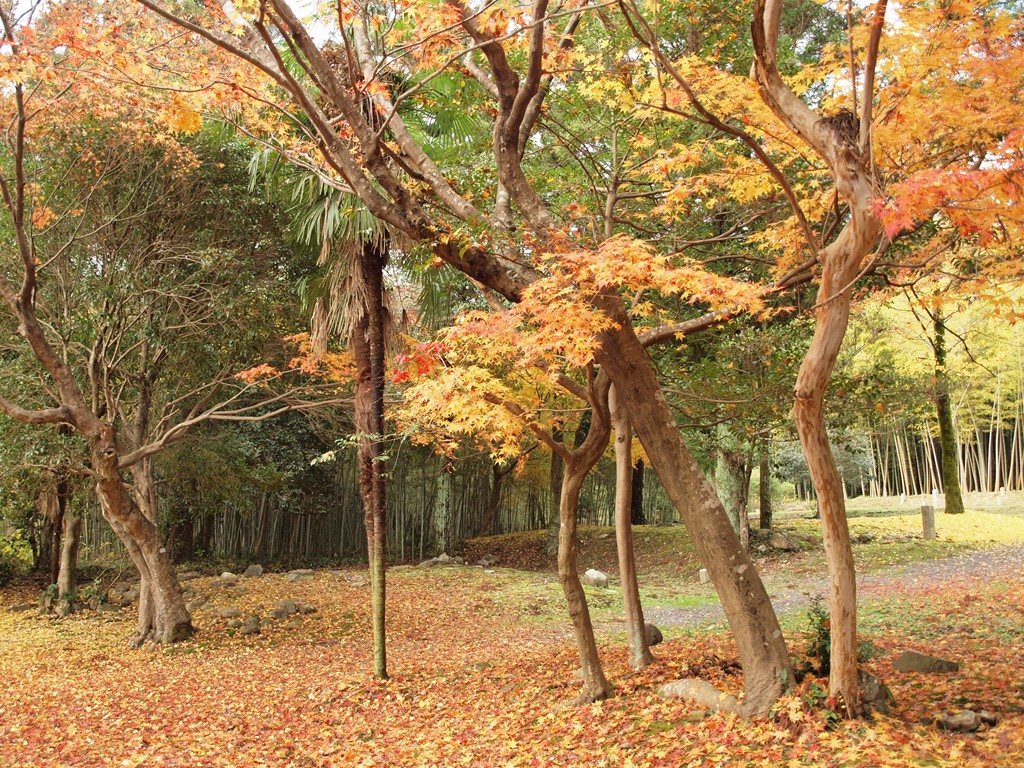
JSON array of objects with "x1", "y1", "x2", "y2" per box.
[{"x1": 645, "y1": 543, "x2": 1024, "y2": 628}]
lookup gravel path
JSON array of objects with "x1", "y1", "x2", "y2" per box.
[{"x1": 645, "y1": 543, "x2": 1024, "y2": 628}]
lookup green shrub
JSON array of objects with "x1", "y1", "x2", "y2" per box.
[{"x1": 0, "y1": 542, "x2": 25, "y2": 587}]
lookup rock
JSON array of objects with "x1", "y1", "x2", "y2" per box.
[
  {"x1": 854, "y1": 533, "x2": 876, "y2": 544},
  {"x1": 241, "y1": 616, "x2": 261, "y2": 635},
  {"x1": 96, "y1": 603, "x2": 120, "y2": 613},
  {"x1": 243, "y1": 564, "x2": 264, "y2": 578},
  {"x1": 418, "y1": 559, "x2": 438, "y2": 567},
  {"x1": 220, "y1": 571, "x2": 239, "y2": 585},
  {"x1": 582, "y1": 568, "x2": 609, "y2": 588},
  {"x1": 186, "y1": 598, "x2": 206, "y2": 613},
  {"x1": 698, "y1": 568, "x2": 711, "y2": 584},
  {"x1": 893, "y1": 650, "x2": 960, "y2": 674},
  {"x1": 344, "y1": 574, "x2": 369, "y2": 586},
  {"x1": 298, "y1": 603, "x2": 317, "y2": 614},
  {"x1": 121, "y1": 589, "x2": 140, "y2": 603},
  {"x1": 286, "y1": 573, "x2": 301, "y2": 582},
  {"x1": 271, "y1": 600, "x2": 298, "y2": 620},
  {"x1": 284, "y1": 619, "x2": 302, "y2": 630},
  {"x1": 645, "y1": 623, "x2": 664, "y2": 646},
  {"x1": 769, "y1": 532, "x2": 800, "y2": 552},
  {"x1": 937, "y1": 710, "x2": 981, "y2": 732},
  {"x1": 226, "y1": 618, "x2": 243, "y2": 629},
  {"x1": 598, "y1": 532, "x2": 613, "y2": 540},
  {"x1": 859, "y1": 670, "x2": 895, "y2": 717},
  {"x1": 217, "y1": 608, "x2": 242, "y2": 619},
  {"x1": 436, "y1": 553, "x2": 453, "y2": 564},
  {"x1": 178, "y1": 571, "x2": 202, "y2": 582},
  {"x1": 8, "y1": 603, "x2": 35, "y2": 613},
  {"x1": 453, "y1": 556, "x2": 466, "y2": 565},
  {"x1": 287, "y1": 568, "x2": 314, "y2": 577},
  {"x1": 978, "y1": 711, "x2": 999, "y2": 726},
  {"x1": 476, "y1": 554, "x2": 500, "y2": 567},
  {"x1": 464, "y1": 661, "x2": 493, "y2": 672}
]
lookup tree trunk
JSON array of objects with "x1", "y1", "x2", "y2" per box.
[
  {"x1": 592, "y1": 297, "x2": 791, "y2": 716},
  {"x1": 56, "y1": 511, "x2": 81, "y2": 603},
  {"x1": 792, "y1": 288, "x2": 861, "y2": 716},
  {"x1": 478, "y1": 460, "x2": 511, "y2": 538},
  {"x1": 610, "y1": 385, "x2": 655, "y2": 669},
  {"x1": 94, "y1": 428, "x2": 192, "y2": 646},
  {"x1": 434, "y1": 457, "x2": 455, "y2": 552},
  {"x1": 759, "y1": 450, "x2": 773, "y2": 529},
  {"x1": 546, "y1": 435, "x2": 563, "y2": 557},
  {"x1": 720, "y1": 446, "x2": 752, "y2": 550},
  {"x1": 352, "y1": 241, "x2": 389, "y2": 679},
  {"x1": 556, "y1": 385, "x2": 614, "y2": 704},
  {"x1": 934, "y1": 313, "x2": 965, "y2": 515},
  {"x1": 630, "y1": 459, "x2": 646, "y2": 525}
]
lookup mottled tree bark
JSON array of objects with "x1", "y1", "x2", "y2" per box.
[{"x1": 610, "y1": 385, "x2": 655, "y2": 669}]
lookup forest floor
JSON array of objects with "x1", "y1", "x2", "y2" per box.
[{"x1": 2, "y1": 495, "x2": 1024, "y2": 767}]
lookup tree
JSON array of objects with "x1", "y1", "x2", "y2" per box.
[{"x1": 138, "y1": 0, "x2": 794, "y2": 714}]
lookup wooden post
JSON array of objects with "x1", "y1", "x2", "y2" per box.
[{"x1": 921, "y1": 505, "x2": 936, "y2": 541}]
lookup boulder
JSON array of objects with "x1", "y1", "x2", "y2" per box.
[
  {"x1": 582, "y1": 569, "x2": 609, "y2": 588},
  {"x1": 271, "y1": 600, "x2": 298, "y2": 620},
  {"x1": 8, "y1": 603, "x2": 35, "y2": 613},
  {"x1": 217, "y1": 608, "x2": 242, "y2": 619},
  {"x1": 893, "y1": 650, "x2": 960, "y2": 674},
  {"x1": 219, "y1": 572, "x2": 239, "y2": 585},
  {"x1": 243, "y1": 564, "x2": 264, "y2": 578},
  {"x1": 241, "y1": 616, "x2": 261, "y2": 636},
  {"x1": 286, "y1": 573, "x2": 301, "y2": 582},
  {"x1": 859, "y1": 670, "x2": 895, "y2": 717},
  {"x1": 937, "y1": 710, "x2": 981, "y2": 732},
  {"x1": 178, "y1": 571, "x2": 202, "y2": 582},
  {"x1": 287, "y1": 569, "x2": 314, "y2": 577},
  {"x1": 769, "y1": 532, "x2": 800, "y2": 552},
  {"x1": 436, "y1": 553, "x2": 453, "y2": 564},
  {"x1": 298, "y1": 603, "x2": 317, "y2": 614},
  {"x1": 476, "y1": 554, "x2": 500, "y2": 568},
  {"x1": 226, "y1": 618, "x2": 243, "y2": 629},
  {"x1": 645, "y1": 623, "x2": 664, "y2": 647},
  {"x1": 121, "y1": 589, "x2": 140, "y2": 603},
  {"x1": 186, "y1": 598, "x2": 206, "y2": 613}
]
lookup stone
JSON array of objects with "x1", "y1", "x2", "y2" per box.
[
  {"x1": 287, "y1": 568, "x2": 314, "y2": 577},
  {"x1": 476, "y1": 554, "x2": 499, "y2": 568},
  {"x1": 769, "y1": 532, "x2": 800, "y2": 552},
  {"x1": 186, "y1": 598, "x2": 206, "y2": 613},
  {"x1": 243, "y1": 564, "x2": 264, "y2": 578},
  {"x1": 226, "y1": 618, "x2": 243, "y2": 629},
  {"x1": 418, "y1": 559, "x2": 438, "y2": 567},
  {"x1": 8, "y1": 603, "x2": 35, "y2": 613},
  {"x1": 698, "y1": 568, "x2": 711, "y2": 584},
  {"x1": 284, "y1": 619, "x2": 302, "y2": 630},
  {"x1": 241, "y1": 616, "x2": 261, "y2": 635},
  {"x1": 298, "y1": 603, "x2": 317, "y2": 614},
  {"x1": 178, "y1": 571, "x2": 202, "y2": 582},
  {"x1": 598, "y1": 532, "x2": 613, "y2": 540},
  {"x1": 582, "y1": 568, "x2": 609, "y2": 588},
  {"x1": 978, "y1": 711, "x2": 999, "y2": 726},
  {"x1": 220, "y1": 571, "x2": 239, "y2": 584},
  {"x1": 121, "y1": 589, "x2": 140, "y2": 603},
  {"x1": 218, "y1": 608, "x2": 242, "y2": 619},
  {"x1": 436, "y1": 553, "x2": 453, "y2": 564},
  {"x1": 96, "y1": 603, "x2": 120, "y2": 613},
  {"x1": 645, "y1": 623, "x2": 664, "y2": 647},
  {"x1": 937, "y1": 710, "x2": 981, "y2": 732},
  {"x1": 893, "y1": 650, "x2": 960, "y2": 674},
  {"x1": 286, "y1": 573, "x2": 301, "y2": 582},
  {"x1": 271, "y1": 600, "x2": 298, "y2": 620},
  {"x1": 453, "y1": 556, "x2": 466, "y2": 565},
  {"x1": 859, "y1": 670, "x2": 894, "y2": 717}
]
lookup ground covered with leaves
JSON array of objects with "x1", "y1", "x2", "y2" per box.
[{"x1": 3, "y1": 528, "x2": 1024, "y2": 768}]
